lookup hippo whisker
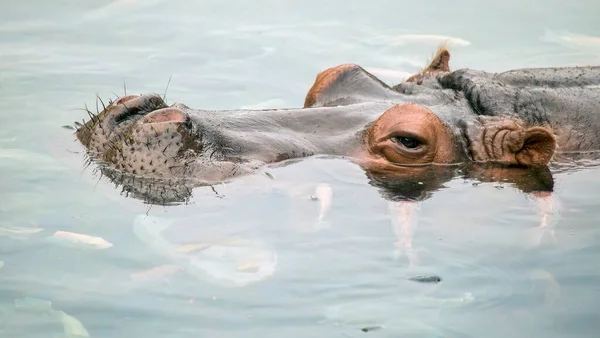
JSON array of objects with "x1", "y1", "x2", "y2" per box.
[
  {"x1": 162, "y1": 75, "x2": 173, "y2": 104},
  {"x1": 96, "y1": 94, "x2": 107, "y2": 113}
]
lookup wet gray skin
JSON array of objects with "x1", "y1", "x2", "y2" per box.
[{"x1": 75, "y1": 53, "x2": 600, "y2": 203}]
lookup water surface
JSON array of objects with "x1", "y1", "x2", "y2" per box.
[{"x1": 1, "y1": 1, "x2": 600, "y2": 337}]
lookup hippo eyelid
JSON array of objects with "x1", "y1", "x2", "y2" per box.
[{"x1": 389, "y1": 132, "x2": 427, "y2": 146}]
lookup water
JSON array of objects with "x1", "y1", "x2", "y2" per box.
[{"x1": 2, "y1": 0, "x2": 600, "y2": 337}]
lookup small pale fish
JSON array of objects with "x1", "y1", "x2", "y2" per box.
[
  {"x1": 175, "y1": 242, "x2": 213, "y2": 254},
  {"x1": 53, "y1": 310, "x2": 91, "y2": 338},
  {"x1": 0, "y1": 261, "x2": 3, "y2": 269},
  {"x1": 388, "y1": 201, "x2": 422, "y2": 267},
  {"x1": 49, "y1": 231, "x2": 113, "y2": 249},
  {"x1": 314, "y1": 183, "x2": 332, "y2": 224},
  {"x1": 236, "y1": 260, "x2": 262, "y2": 273},
  {"x1": 175, "y1": 238, "x2": 249, "y2": 254},
  {"x1": 130, "y1": 264, "x2": 183, "y2": 282},
  {"x1": 0, "y1": 226, "x2": 44, "y2": 238}
]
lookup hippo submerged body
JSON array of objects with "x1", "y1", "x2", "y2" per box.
[{"x1": 75, "y1": 48, "x2": 600, "y2": 202}]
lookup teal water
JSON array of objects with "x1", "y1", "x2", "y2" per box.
[{"x1": 2, "y1": 1, "x2": 600, "y2": 337}]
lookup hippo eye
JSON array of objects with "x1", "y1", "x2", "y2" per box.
[{"x1": 393, "y1": 136, "x2": 422, "y2": 149}]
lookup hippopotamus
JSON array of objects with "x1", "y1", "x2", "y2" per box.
[{"x1": 74, "y1": 47, "x2": 600, "y2": 203}]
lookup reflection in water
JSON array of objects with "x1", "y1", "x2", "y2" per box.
[
  {"x1": 132, "y1": 214, "x2": 278, "y2": 288},
  {"x1": 388, "y1": 200, "x2": 421, "y2": 268}
]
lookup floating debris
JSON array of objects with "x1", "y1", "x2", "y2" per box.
[
  {"x1": 0, "y1": 226, "x2": 44, "y2": 238},
  {"x1": 48, "y1": 230, "x2": 113, "y2": 249},
  {"x1": 361, "y1": 325, "x2": 382, "y2": 332},
  {"x1": 408, "y1": 275, "x2": 443, "y2": 284}
]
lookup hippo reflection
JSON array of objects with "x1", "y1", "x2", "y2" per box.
[{"x1": 75, "y1": 48, "x2": 600, "y2": 204}]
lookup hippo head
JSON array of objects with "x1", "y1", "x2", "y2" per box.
[{"x1": 75, "y1": 48, "x2": 559, "y2": 203}]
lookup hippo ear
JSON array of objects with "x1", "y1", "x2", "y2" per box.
[
  {"x1": 406, "y1": 47, "x2": 451, "y2": 83},
  {"x1": 425, "y1": 46, "x2": 451, "y2": 73},
  {"x1": 513, "y1": 127, "x2": 557, "y2": 166},
  {"x1": 304, "y1": 64, "x2": 401, "y2": 108},
  {"x1": 465, "y1": 117, "x2": 557, "y2": 167}
]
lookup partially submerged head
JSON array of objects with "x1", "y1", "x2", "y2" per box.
[{"x1": 74, "y1": 46, "x2": 559, "y2": 203}]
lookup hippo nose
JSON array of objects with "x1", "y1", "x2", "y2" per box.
[
  {"x1": 141, "y1": 107, "x2": 189, "y2": 124},
  {"x1": 109, "y1": 93, "x2": 168, "y2": 125}
]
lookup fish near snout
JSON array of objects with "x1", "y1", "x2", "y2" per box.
[{"x1": 461, "y1": 116, "x2": 557, "y2": 167}]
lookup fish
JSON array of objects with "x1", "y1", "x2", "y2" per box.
[
  {"x1": 47, "y1": 230, "x2": 113, "y2": 249},
  {"x1": 0, "y1": 261, "x2": 3, "y2": 270}
]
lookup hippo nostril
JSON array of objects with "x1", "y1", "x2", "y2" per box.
[
  {"x1": 112, "y1": 93, "x2": 168, "y2": 125},
  {"x1": 113, "y1": 95, "x2": 141, "y2": 106},
  {"x1": 141, "y1": 108, "x2": 189, "y2": 124}
]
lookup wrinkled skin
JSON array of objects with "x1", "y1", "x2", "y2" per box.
[{"x1": 75, "y1": 48, "x2": 600, "y2": 204}]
